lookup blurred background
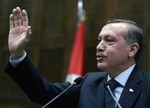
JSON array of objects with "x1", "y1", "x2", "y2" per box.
[{"x1": 0, "y1": 0, "x2": 150, "y2": 107}]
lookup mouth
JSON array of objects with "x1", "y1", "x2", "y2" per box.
[
  {"x1": 96, "y1": 52, "x2": 106, "y2": 61},
  {"x1": 96, "y1": 56, "x2": 104, "y2": 61}
]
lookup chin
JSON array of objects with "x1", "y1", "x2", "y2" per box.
[{"x1": 97, "y1": 63, "x2": 108, "y2": 70}]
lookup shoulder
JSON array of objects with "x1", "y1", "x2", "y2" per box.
[
  {"x1": 136, "y1": 66, "x2": 150, "y2": 85},
  {"x1": 142, "y1": 71, "x2": 150, "y2": 81},
  {"x1": 132, "y1": 65, "x2": 150, "y2": 81},
  {"x1": 81, "y1": 72, "x2": 107, "y2": 85},
  {"x1": 85, "y1": 72, "x2": 107, "y2": 78}
]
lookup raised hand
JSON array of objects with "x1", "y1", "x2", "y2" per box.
[{"x1": 8, "y1": 7, "x2": 32, "y2": 59}]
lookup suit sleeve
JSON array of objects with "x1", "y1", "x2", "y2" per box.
[{"x1": 5, "y1": 56, "x2": 80, "y2": 108}]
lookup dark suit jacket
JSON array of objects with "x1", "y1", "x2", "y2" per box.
[{"x1": 5, "y1": 56, "x2": 150, "y2": 108}]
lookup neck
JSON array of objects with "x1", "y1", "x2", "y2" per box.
[{"x1": 107, "y1": 62, "x2": 135, "y2": 78}]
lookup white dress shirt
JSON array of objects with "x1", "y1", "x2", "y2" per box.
[
  {"x1": 107, "y1": 64, "x2": 135, "y2": 101},
  {"x1": 9, "y1": 52, "x2": 27, "y2": 67}
]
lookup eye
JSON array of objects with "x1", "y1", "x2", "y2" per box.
[
  {"x1": 97, "y1": 37, "x2": 101, "y2": 42},
  {"x1": 106, "y1": 38, "x2": 112, "y2": 42},
  {"x1": 105, "y1": 37, "x2": 114, "y2": 45}
]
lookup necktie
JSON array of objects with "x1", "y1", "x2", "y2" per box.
[{"x1": 105, "y1": 79, "x2": 120, "y2": 108}]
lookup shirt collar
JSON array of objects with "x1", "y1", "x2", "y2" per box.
[{"x1": 107, "y1": 64, "x2": 135, "y2": 86}]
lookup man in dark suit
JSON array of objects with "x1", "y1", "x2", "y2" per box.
[{"x1": 5, "y1": 7, "x2": 150, "y2": 108}]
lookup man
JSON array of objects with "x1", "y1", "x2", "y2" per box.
[{"x1": 5, "y1": 7, "x2": 150, "y2": 108}]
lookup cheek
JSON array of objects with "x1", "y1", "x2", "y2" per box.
[{"x1": 107, "y1": 45, "x2": 129, "y2": 60}]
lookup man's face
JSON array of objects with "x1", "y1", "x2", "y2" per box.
[{"x1": 96, "y1": 23, "x2": 131, "y2": 74}]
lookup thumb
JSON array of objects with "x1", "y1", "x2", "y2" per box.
[
  {"x1": 24, "y1": 26, "x2": 31, "y2": 42},
  {"x1": 26, "y1": 26, "x2": 32, "y2": 37}
]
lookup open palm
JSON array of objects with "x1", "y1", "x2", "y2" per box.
[{"x1": 8, "y1": 7, "x2": 31, "y2": 59}]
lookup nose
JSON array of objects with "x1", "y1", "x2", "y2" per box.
[{"x1": 96, "y1": 40, "x2": 106, "y2": 51}]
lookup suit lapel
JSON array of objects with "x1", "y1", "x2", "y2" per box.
[
  {"x1": 96, "y1": 77, "x2": 107, "y2": 108},
  {"x1": 119, "y1": 66, "x2": 142, "y2": 107}
]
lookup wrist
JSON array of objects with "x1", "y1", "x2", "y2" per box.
[
  {"x1": 10, "y1": 50, "x2": 25, "y2": 60},
  {"x1": 9, "y1": 51, "x2": 27, "y2": 67}
]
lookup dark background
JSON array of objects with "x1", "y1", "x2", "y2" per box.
[{"x1": 0, "y1": 0, "x2": 150, "y2": 107}]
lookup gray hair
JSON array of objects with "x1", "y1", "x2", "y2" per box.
[{"x1": 107, "y1": 19, "x2": 143, "y2": 62}]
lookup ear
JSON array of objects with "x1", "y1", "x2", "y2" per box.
[{"x1": 128, "y1": 43, "x2": 139, "y2": 57}]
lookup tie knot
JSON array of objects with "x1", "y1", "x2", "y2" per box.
[{"x1": 108, "y1": 79, "x2": 120, "y2": 91}]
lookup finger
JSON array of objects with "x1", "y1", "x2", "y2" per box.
[
  {"x1": 16, "y1": 7, "x2": 23, "y2": 26},
  {"x1": 25, "y1": 26, "x2": 32, "y2": 41},
  {"x1": 26, "y1": 26, "x2": 32, "y2": 37},
  {"x1": 22, "y1": 10, "x2": 28, "y2": 27},
  {"x1": 9, "y1": 14, "x2": 14, "y2": 29},
  {"x1": 13, "y1": 8, "x2": 18, "y2": 27}
]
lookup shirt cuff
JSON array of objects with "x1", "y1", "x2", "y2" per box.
[{"x1": 9, "y1": 52, "x2": 27, "y2": 67}]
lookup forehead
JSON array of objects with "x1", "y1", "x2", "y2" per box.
[{"x1": 99, "y1": 23, "x2": 128, "y2": 37}]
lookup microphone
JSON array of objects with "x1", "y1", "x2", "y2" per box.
[
  {"x1": 42, "y1": 77, "x2": 83, "y2": 108},
  {"x1": 104, "y1": 83, "x2": 122, "y2": 108}
]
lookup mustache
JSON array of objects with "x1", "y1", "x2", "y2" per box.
[{"x1": 96, "y1": 52, "x2": 106, "y2": 57}]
